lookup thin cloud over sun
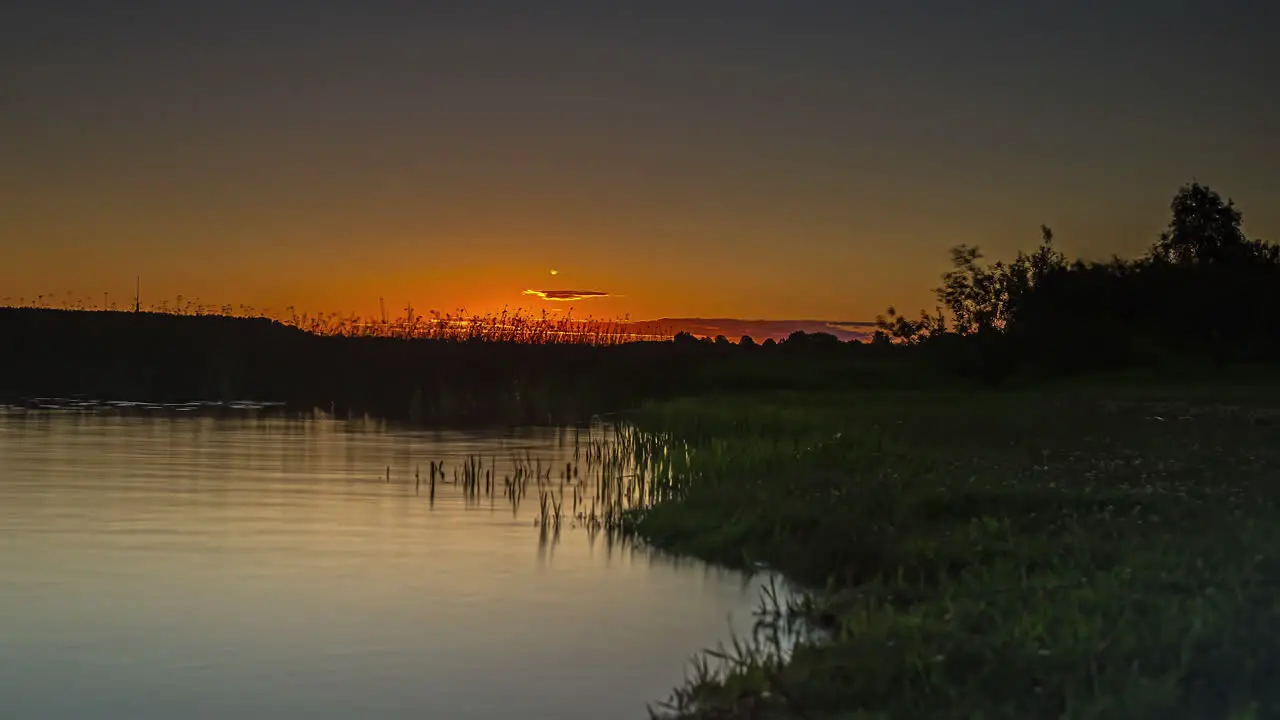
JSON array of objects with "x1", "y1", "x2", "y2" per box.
[{"x1": 523, "y1": 289, "x2": 610, "y2": 302}]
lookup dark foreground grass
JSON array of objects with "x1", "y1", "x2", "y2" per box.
[{"x1": 625, "y1": 387, "x2": 1280, "y2": 719}]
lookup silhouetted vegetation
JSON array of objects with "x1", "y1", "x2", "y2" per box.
[
  {"x1": 0, "y1": 298, "x2": 663, "y2": 345},
  {"x1": 877, "y1": 182, "x2": 1280, "y2": 382},
  {"x1": 0, "y1": 307, "x2": 911, "y2": 425},
  {"x1": 5, "y1": 181, "x2": 1274, "y2": 428},
  {"x1": 0, "y1": 308, "x2": 668, "y2": 425}
]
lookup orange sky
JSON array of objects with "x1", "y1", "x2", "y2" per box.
[{"x1": 3, "y1": 4, "x2": 1278, "y2": 323}]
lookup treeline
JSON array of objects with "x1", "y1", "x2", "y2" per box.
[{"x1": 873, "y1": 182, "x2": 1280, "y2": 382}]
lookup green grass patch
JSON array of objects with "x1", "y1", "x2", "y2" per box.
[{"x1": 625, "y1": 388, "x2": 1280, "y2": 719}]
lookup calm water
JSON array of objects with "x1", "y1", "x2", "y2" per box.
[{"x1": 0, "y1": 409, "x2": 784, "y2": 719}]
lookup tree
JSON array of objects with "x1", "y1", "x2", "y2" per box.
[
  {"x1": 1026, "y1": 225, "x2": 1070, "y2": 286},
  {"x1": 933, "y1": 225, "x2": 1066, "y2": 336},
  {"x1": 808, "y1": 331, "x2": 841, "y2": 350},
  {"x1": 875, "y1": 305, "x2": 946, "y2": 345},
  {"x1": 673, "y1": 331, "x2": 701, "y2": 346},
  {"x1": 783, "y1": 331, "x2": 810, "y2": 350},
  {"x1": 877, "y1": 181, "x2": 1280, "y2": 380},
  {"x1": 1149, "y1": 182, "x2": 1247, "y2": 265}
]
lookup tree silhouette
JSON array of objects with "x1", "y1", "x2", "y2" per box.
[
  {"x1": 875, "y1": 305, "x2": 946, "y2": 345},
  {"x1": 783, "y1": 331, "x2": 810, "y2": 349},
  {"x1": 1149, "y1": 182, "x2": 1247, "y2": 265},
  {"x1": 932, "y1": 226, "x2": 1066, "y2": 336},
  {"x1": 880, "y1": 180, "x2": 1280, "y2": 380},
  {"x1": 673, "y1": 331, "x2": 700, "y2": 346},
  {"x1": 808, "y1": 331, "x2": 841, "y2": 350}
]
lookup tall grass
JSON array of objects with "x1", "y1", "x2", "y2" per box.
[
  {"x1": 0, "y1": 296, "x2": 671, "y2": 345},
  {"x1": 384, "y1": 423, "x2": 689, "y2": 541}
]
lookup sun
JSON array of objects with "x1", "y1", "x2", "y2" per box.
[{"x1": 550, "y1": 269, "x2": 559, "y2": 275}]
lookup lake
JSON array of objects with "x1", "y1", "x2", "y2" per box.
[{"x1": 0, "y1": 408, "x2": 788, "y2": 719}]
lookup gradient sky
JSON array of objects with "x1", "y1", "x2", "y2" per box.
[{"x1": 4, "y1": 1, "x2": 1278, "y2": 322}]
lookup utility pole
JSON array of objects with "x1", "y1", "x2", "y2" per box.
[{"x1": 134, "y1": 276, "x2": 140, "y2": 312}]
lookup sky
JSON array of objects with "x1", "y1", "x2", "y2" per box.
[{"x1": 3, "y1": 0, "x2": 1279, "y2": 328}]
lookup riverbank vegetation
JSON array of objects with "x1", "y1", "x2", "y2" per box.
[{"x1": 626, "y1": 388, "x2": 1280, "y2": 718}]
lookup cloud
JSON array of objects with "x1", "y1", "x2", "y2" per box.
[
  {"x1": 824, "y1": 321, "x2": 879, "y2": 333},
  {"x1": 619, "y1": 318, "x2": 879, "y2": 343},
  {"x1": 523, "y1": 289, "x2": 610, "y2": 302}
]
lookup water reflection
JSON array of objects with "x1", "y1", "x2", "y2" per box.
[{"x1": 0, "y1": 410, "x2": 789, "y2": 719}]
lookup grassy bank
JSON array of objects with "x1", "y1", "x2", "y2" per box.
[{"x1": 625, "y1": 387, "x2": 1280, "y2": 719}]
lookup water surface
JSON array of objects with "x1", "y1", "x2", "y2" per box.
[{"x1": 0, "y1": 409, "x2": 781, "y2": 719}]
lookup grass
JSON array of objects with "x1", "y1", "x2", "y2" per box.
[
  {"x1": 365, "y1": 425, "x2": 677, "y2": 542},
  {"x1": 0, "y1": 306, "x2": 688, "y2": 426},
  {"x1": 621, "y1": 386, "x2": 1280, "y2": 719},
  {"x1": 0, "y1": 297, "x2": 666, "y2": 344}
]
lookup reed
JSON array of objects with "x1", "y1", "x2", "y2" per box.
[
  {"x1": 385, "y1": 423, "x2": 683, "y2": 539},
  {"x1": 0, "y1": 297, "x2": 670, "y2": 346}
]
